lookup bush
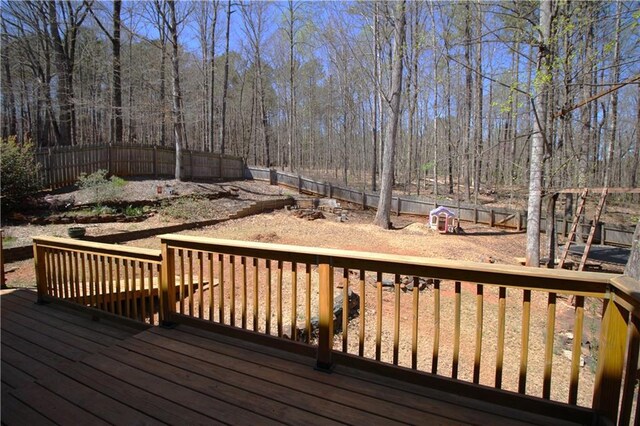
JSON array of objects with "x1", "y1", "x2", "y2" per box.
[
  {"x1": 77, "y1": 169, "x2": 126, "y2": 205},
  {"x1": 0, "y1": 136, "x2": 41, "y2": 213}
]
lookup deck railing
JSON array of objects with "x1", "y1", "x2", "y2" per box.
[
  {"x1": 33, "y1": 236, "x2": 162, "y2": 325},
  {"x1": 33, "y1": 234, "x2": 640, "y2": 424}
]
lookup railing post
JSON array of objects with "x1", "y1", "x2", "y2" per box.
[
  {"x1": 592, "y1": 293, "x2": 629, "y2": 424},
  {"x1": 33, "y1": 242, "x2": 47, "y2": 304},
  {"x1": 160, "y1": 240, "x2": 177, "y2": 326},
  {"x1": 316, "y1": 260, "x2": 334, "y2": 370}
]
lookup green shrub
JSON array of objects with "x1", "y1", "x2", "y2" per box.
[
  {"x1": 77, "y1": 169, "x2": 126, "y2": 205},
  {"x1": 0, "y1": 136, "x2": 42, "y2": 213},
  {"x1": 123, "y1": 205, "x2": 144, "y2": 217}
]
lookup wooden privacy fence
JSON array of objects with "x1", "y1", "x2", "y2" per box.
[
  {"x1": 245, "y1": 167, "x2": 636, "y2": 248},
  {"x1": 34, "y1": 234, "x2": 640, "y2": 424},
  {"x1": 35, "y1": 144, "x2": 244, "y2": 189}
]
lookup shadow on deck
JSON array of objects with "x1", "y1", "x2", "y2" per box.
[{"x1": 1, "y1": 288, "x2": 589, "y2": 425}]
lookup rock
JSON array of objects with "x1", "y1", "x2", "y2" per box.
[{"x1": 298, "y1": 289, "x2": 360, "y2": 341}]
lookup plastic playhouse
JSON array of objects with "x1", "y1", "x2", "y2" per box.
[{"x1": 429, "y1": 206, "x2": 459, "y2": 234}]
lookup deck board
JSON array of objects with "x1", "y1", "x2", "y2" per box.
[{"x1": 1, "y1": 289, "x2": 592, "y2": 425}]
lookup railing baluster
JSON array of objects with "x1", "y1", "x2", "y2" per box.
[
  {"x1": 305, "y1": 264, "x2": 311, "y2": 343},
  {"x1": 139, "y1": 261, "x2": 147, "y2": 322},
  {"x1": 73, "y1": 252, "x2": 80, "y2": 304},
  {"x1": 473, "y1": 284, "x2": 483, "y2": 384},
  {"x1": 495, "y1": 286, "x2": 507, "y2": 388},
  {"x1": 145, "y1": 262, "x2": 152, "y2": 324},
  {"x1": 393, "y1": 274, "x2": 400, "y2": 365},
  {"x1": 519, "y1": 290, "x2": 531, "y2": 394},
  {"x1": 61, "y1": 250, "x2": 69, "y2": 300},
  {"x1": 80, "y1": 252, "x2": 87, "y2": 306},
  {"x1": 87, "y1": 253, "x2": 95, "y2": 308},
  {"x1": 230, "y1": 255, "x2": 236, "y2": 326},
  {"x1": 452, "y1": 281, "x2": 461, "y2": 378},
  {"x1": 208, "y1": 253, "x2": 214, "y2": 321},
  {"x1": 343, "y1": 268, "x2": 349, "y2": 353},
  {"x1": 359, "y1": 270, "x2": 366, "y2": 357},
  {"x1": 43, "y1": 248, "x2": 53, "y2": 297},
  {"x1": 218, "y1": 254, "x2": 225, "y2": 324},
  {"x1": 241, "y1": 257, "x2": 247, "y2": 329},
  {"x1": 409, "y1": 277, "x2": 419, "y2": 369},
  {"x1": 115, "y1": 258, "x2": 122, "y2": 316},
  {"x1": 291, "y1": 262, "x2": 297, "y2": 340},
  {"x1": 277, "y1": 260, "x2": 283, "y2": 337},
  {"x1": 376, "y1": 271, "x2": 382, "y2": 361},
  {"x1": 568, "y1": 295, "x2": 584, "y2": 404},
  {"x1": 188, "y1": 251, "x2": 194, "y2": 316},
  {"x1": 124, "y1": 258, "x2": 130, "y2": 318},
  {"x1": 432, "y1": 279, "x2": 440, "y2": 374},
  {"x1": 266, "y1": 259, "x2": 271, "y2": 334},
  {"x1": 178, "y1": 249, "x2": 185, "y2": 315},
  {"x1": 131, "y1": 260, "x2": 138, "y2": 320},
  {"x1": 253, "y1": 258, "x2": 259, "y2": 331},
  {"x1": 100, "y1": 255, "x2": 107, "y2": 311},
  {"x1": 108, "y1": 257, "x2": 115, "y2": 313},
  {"x1": 543, "y1": 292, "x2": 557, "y2": 399},
  {"x1": 55, "y1": 250, "x2": 63, "y2": 299},
  {"x1": 198, "y1": 252, "x2": 204, "y2": 320}
]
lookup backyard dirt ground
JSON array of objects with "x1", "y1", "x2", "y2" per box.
[{"x1": 2, "y1": 179, "x2": 613, "y2": 409}]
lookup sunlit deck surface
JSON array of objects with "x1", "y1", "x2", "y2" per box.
[{"x1": 1, "y1": 289, "x2": 586, "y2": 425}]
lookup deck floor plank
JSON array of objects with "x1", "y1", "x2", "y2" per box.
[
  {"x1": 9, "y1": 383, "x2": 110, "y2": 426},
  {"x1": 135, "y1": 329, "x2": 488, "y2": 425},
  {"x1": 35, "y1": 372, "x2": 160, "y2": 425},
  {"x1": 119, "y1": 336, "x2": 404, "y2": 425},
  {"x1": 1, "y1": 391, "x2": 56, "y2": 426},
  {"x1": 82, "y1": 351, "x2": 277, "y2": 425},
  {"x1": 0, "y1": 289, "x2": 592, "y2": 426},
  {"x1": 2, "y1": 291, "x2": 140, "y2": 340},
  {"x1": 102, "y1": 343, "x2": 346, "y2": 426},
  {"x1": 53, "y1": 361, "x2": 219, "y2": 425},
  {"x1": 151, "y1": 326, "x2": 535, "y2": 426},
  {"x1": 2, "y1": 298, "x2": 124, "y2": 347}
]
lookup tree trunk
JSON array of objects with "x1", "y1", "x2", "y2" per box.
[
  {"x1": 625, "y1": 220, "x2": 640, "y2": 280},
  {"x1": 168, "y1": 0, "x2": 185, "y2": 180},
  {"x1": 112, "y1": 0, "x2": 123, "y2": 145},
  {"x1": 604, "y1": 1, "x2": 621, "y2": 188},
  {"x1": 525, "y1": 0, "x2": 553, "y2": 267},
  {"x1": 220, "y1": 0, "x2": 231, "y2": 155},
  {"x1": 374, "y1": 1, "x2": 406, "y2": 229}
]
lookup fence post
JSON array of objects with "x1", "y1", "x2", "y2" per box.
[
  {"x1": 329, "y1": 182, "x2": 333, "y2": 199},
  {"x1": 160, "y1": 240, "x2": 177, "y2": 326},
  {"x1": 33, "y1": 242, "x2": 47, "y2": 303},
  {"x1": 361, "y1": 191, "x2": 366, "y2": 210},
  {"x1": 517, "y1": 211, "x2": 522, "y2": 231},
  {"x1": 153, "y1": 145, "x2": 158, "y2": 178},
  {"x1": 108, "y1": 144, "x2": 113, "y2": 174},
  {"x1": 592, "y1": 293, "x2": 629, "y2": 423},
  {"x1": 298, "y1": 174, "x2": 302, "y2": 194},
  {"x1": 474, "y1": 207, "x2": 478, "y2": 224},
  {"x1": 396, "y1": 198, "x2": 401, "y2": 216},
  {"x1": 316, "y1": 261, "x2": 334, "y2": 369},
  {"x1": 490, "y1": 209, "x2": 495, "y2": 227}
]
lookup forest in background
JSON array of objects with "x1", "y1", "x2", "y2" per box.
[{"x1": 1, "y1": 1, "x2": 639, "y2": 198}]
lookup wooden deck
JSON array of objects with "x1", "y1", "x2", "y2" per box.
[{"x1": 1, "y1": 289, "x2": 588, "y2": 425}]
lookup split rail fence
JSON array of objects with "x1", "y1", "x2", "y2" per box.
[
  {"x1": 35, "y1": 144, "x2": 244, "y2": 189},
  {"x1": 33, "y1": 235, "x2": 640, "y2": 425},
  {"x1": 245, "y1": 167, "x2": 636, "y2": 248}
]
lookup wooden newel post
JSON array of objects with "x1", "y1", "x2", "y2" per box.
[
  {"x1": 316, "y1": 261, "x2": 334, "y2": 370},
  {"x1": 33, "y1": 242, "x2": 47, "y2": 303},
  {"x1": 160, "y1": 240, "x2": 177, "y2": 326},
  {"x1": 592, "y1": 293, "x2": 629, "y2": 423}
]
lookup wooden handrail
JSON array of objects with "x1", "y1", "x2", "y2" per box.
[
  {"x1": 33, "y1": 236, "x2": 162, "y2": 263},
  {"x1": 159, "y1": 234, "x2": 616, "y2": 297}
]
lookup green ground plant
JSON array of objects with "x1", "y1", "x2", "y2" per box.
[
  {"x1": 76, "y1": 169, "x2": 126, "y2": 205},
  {"x1": 0, "y1": 136, "x2": 42, "y2": 213}
]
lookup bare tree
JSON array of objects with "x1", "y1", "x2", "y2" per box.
[
  {"x1": 220, "y1": 0, "x2": 232, "y2": 155},
  {"x1": 374, "y1": 0, "x2": 406, "y2": 229},
  {"x1": 525, "y1": 0, "x2": 553, "y2": 267}
]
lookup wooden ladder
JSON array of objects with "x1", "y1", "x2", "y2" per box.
[
  {"x1": 578, "y1": 188, "x2": 608, "y2": 271},
  {"x1": 558, "y1": 189, "x2": 588, "y2": 269}
]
